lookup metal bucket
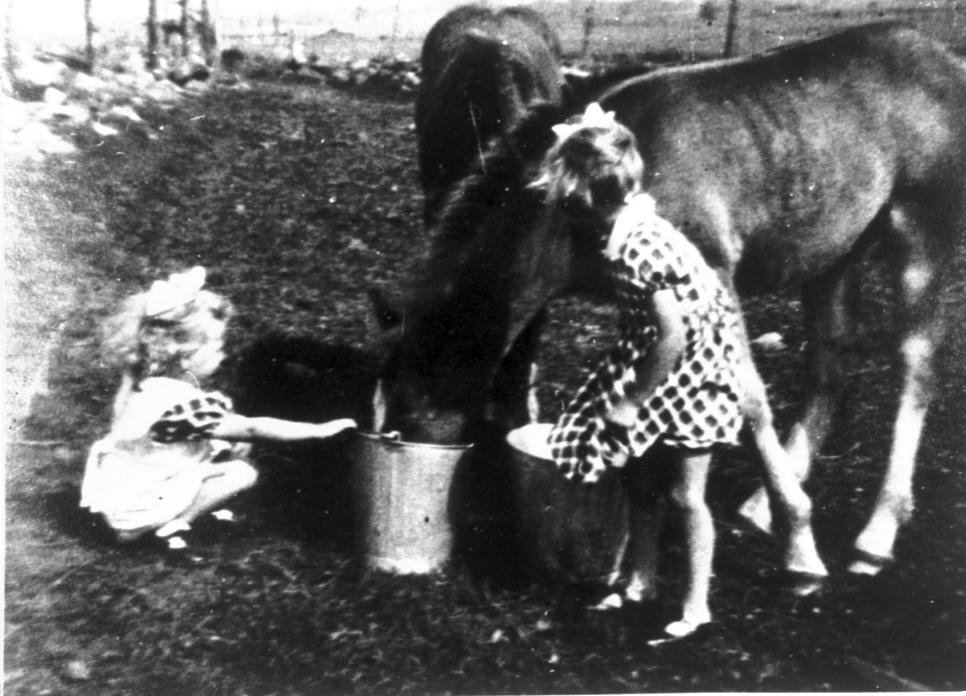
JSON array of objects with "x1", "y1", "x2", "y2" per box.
[
  {"x1": 506, "y1": 423, "x2": 629, "y2": 584},
  {"x1": 352, "y1": 432, "x2": 472, "y2": 574}
]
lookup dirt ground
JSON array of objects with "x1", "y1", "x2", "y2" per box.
[{"x1": 5, "y1": 68, "x2": 966, "y2": 694}]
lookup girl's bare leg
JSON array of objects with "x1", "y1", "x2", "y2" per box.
[
  {"x1": 665, "y1": 450, "x2": 714, "y2": 637},
  {"x1": 167, "y1": 459, "x2": 259, "y2": 528}
]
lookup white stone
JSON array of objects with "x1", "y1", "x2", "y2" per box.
[
  {"x1": 91, "y1": 121, "x2": 119, "y2": 137},
  {"x1": 107, "y1": 104, "x2": 143, "y2": 123},
  {"x1": 14, "y1": 58, "x2": 65, "y2": 90},
  {"x1": 70, "y1": 71, "x2": 108, "y2": 96},
  {"x1": 42, "y1": 86, "x2": 67, "y2": 105},
  {"x1": 48, "y1": 103, "x2": 90, "y2": 125}
]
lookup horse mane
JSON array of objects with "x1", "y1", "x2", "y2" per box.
[{"x1": 407, "y1": 101, "x2": 569, "y2": 308}]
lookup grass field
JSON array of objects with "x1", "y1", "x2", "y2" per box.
[
  {"x1": 210, "y1": 0, "x2": 966, "y2": 65},
  {"x1": 5, "y1": 2, "x2": 966, "y2": 694},
  {"x1": 544, "y1": 0, "x2": 966, "y2": 59}
]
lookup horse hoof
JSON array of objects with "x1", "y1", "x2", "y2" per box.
[
  {"x1": 848, "y1": 550, "x2": 893, "y2": 576},
  {"x1": 623, "y1": 584, "x2": 656, "y2": 604},
  {"x1": 781, "y1": 570, "x2": 827, "y2": 597},
  {"x1": 589, "y1": 592, "x2": 625, "y2": 611}
]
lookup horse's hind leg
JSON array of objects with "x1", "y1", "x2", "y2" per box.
[
  {"x1": 739, "y1": 261, "x2": 860, "y2": 533},
  {"x1": 850, "y1": 205, "x2": 948, "y2": 574},
  {"x1": 734, "y1": 343, "x2": 828, "y2": 586}
]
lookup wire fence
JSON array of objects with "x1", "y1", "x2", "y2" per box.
[
  {"x1": 9, "y1": 0, "x2": 965, "y2": 66},
  {"x1": 213, "y1": 0, "x2": 966, "y2": 63}
]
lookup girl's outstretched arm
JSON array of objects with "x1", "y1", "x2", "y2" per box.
[
  {"x1": 607, "y1": 288, "x2": 687, "y2": 426},
  {"x1": 209, "y1": 415, "x2": 357, "y2": 442}
]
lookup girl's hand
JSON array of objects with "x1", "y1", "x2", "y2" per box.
[
  {"x1": 607, "y1": 399, "x2": 639, "y2": 428},
  {"x1": 600, "y1": 417, "x2": 632, "y2": 469},
  {"x1": 206, "y1": 415, "x2": 358, "y2": 443},
  {"x1": 318, "y1": 418, "x2": 358, "y2": 438}
]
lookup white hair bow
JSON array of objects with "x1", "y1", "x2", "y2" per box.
[
  {"x1": 550, "y1": 102, "x2": 618, "y2": 141},
  {"x1": 144, "y1": 266, "x2": 207, "y2": 319}
]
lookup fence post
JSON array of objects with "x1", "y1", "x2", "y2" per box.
[
  {"x1": 723, "y1": 0, "x2": 739, "y2": 57},
  {"x1": 391, "y1": 0, "x2": 401, "y2": 53},
  {"x1": 84, "y1": 0, "x2": 96, "y2": 69},
  {"x1": 4, "y1": 0, "x2": 17, "y2": 90},
  {"x1": 179, "y1": 0, "x2": 189, "y2": 58},
  {"x1": 146, "y1": 0, "x2": 159, "y2": 70},
  {"x1": 200, "y1": 0, "x2": 218, "y2": 66},
  {"x1": 581, "y1": 3, "x2": 595, "y2": 59}
]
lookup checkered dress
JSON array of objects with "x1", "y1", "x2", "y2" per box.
[{"x1": 550, "y1": 194, "x2": 744, "y2": 483}]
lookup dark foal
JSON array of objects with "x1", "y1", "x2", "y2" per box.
[
  {"x1": 416, "y1": 4, "x2": 565, "y2": 228},
  {"x1": 378, "y1": 23, "x2": 966, "y2": 575}
]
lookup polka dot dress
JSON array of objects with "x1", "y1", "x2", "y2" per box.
[{"x1": 550, "y1": 193, "x2": 744, "y2": 483}]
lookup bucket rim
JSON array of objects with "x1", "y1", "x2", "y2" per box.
[
  {"x1": 506, "y1": 423, "x2": 555, "y2": 462},
  {"x1": 355, "y1": 430, "x2": 474, "y2": 451}
]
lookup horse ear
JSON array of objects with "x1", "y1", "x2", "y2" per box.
[
  {"x1": 560, "y1": 66, "x2": 594, "y2": 112},
  {"x1": 509, "y1": 101, "x2": 565, "y2": 160}
]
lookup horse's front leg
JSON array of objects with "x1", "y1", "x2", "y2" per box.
[
  {"x1": 739, "y1": 263, "x2": 859, "y2": 533},
  {"x1": 622, "y1": 455, "x2": 666, "y2": 601},
  {"x1": 850, "y1": 206, "x2": 947, "y2": 574},
  {"x1": 488, "y1": 309, "x2": 547, "y2": 428},
  {"x1": 591, "y1": 455, "x2": 664, "y2": 609}
]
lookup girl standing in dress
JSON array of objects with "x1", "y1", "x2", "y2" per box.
[{"x1": 526, "y1": 103, "x2": 827, "y2": 640}]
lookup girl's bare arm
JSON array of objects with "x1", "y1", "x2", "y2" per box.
[
  {"x1": 209, "y1": 415, "x2": 357, "y2": 442},
  {"x1": 607, "y1": 288, "x2": 687, "y2": 426}
]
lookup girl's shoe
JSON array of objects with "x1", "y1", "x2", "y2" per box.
[
  {"x1": 648, "y1": 617, "x2": 712, "y2": 646},
  {"x1": 155, "y1": 517, "x2": 191, "y2": 539},
  {"x1": 589, "y1": 592, "x2": 626, "y2": 611}
]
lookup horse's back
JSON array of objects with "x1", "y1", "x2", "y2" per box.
[
  {"x1": 605, "y1": 23, "x2": 966, "y2": 147},
  {"x1": 600, "y1": 23, "x2": 966, "y2": 290}
]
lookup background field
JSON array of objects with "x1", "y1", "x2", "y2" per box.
[
  {"x1": 5, "y1": 1, "x2": 966, "y2": 694},
  {"x1": 206, "y1": 0, "x2": 966, "y2": 64}
]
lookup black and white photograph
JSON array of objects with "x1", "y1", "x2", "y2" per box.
[{"x1": 4, "y1": 0, "x2": 966, "y2": 692}]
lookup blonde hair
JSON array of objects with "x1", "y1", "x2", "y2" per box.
[
  {"x1": 101, "y1": 267, "x2": 232, "y2": 382},
  {"x1": 531, "y1": 102, "x2": 644, "y2": 213}
]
